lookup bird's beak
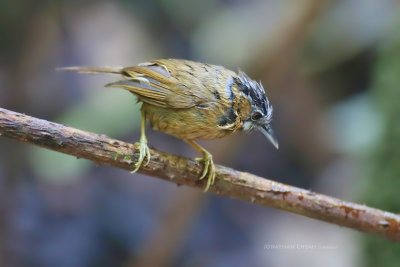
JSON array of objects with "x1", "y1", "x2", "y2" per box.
[{"x1": 259, "y1": 125, "x2": 279, "y2": 149}]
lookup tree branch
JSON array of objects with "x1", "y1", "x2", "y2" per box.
[{"x1": 0, "y1": 107, "x2": 399, "y2": 241}]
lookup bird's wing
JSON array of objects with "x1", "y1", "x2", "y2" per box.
[{"x1": 107, "y1": 59, "x2": 204, "y2": 108}]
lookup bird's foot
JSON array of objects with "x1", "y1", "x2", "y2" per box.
[
  {"x1": 195, "y1": 151, "x2": 216, "y2": 192},
  {"x1": 131, "y1": 137, "x2": 151, "y2": 173}
]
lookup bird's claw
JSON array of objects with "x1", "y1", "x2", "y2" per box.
[
  {"x1": 131, "y1": 138, "x2": 151, "y2": 173},
  {"x1": 196, "y1": 152, "x2": 216, "y2": 192}
]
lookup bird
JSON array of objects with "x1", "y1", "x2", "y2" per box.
[{"x1": 60, "y1": 59, "x2": 278, "y2": 191}]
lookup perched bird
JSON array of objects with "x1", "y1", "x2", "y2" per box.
[{"x1": 61, "y1": 59, "x2": 278, "y2": 191}]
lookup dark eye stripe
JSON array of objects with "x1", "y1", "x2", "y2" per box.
[{"x1": 234, "y1": 71, "x2": 272, "y2": 121}]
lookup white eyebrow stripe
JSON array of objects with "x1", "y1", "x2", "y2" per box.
[{"x1": 224, "y1": 76, "x2": 235, "y2": 100}]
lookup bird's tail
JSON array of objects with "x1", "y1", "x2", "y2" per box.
[{"x1": 56, "y1": 66, "x2": 123, "y2": 74}]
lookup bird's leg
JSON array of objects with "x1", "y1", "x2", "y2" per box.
[
  {"x1": 185, "y1": 140, "x2": 216, "y2": 192},
  {"x1": 131, "y1": 111, "x2": 151, "y2": 173}
]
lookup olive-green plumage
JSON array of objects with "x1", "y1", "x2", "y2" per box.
[{"x1": 61, "y1": 59, "x2": 277, "y2": 191}]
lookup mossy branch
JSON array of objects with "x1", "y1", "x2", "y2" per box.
[{"x1": 1, "y1": 107, "x2": 399, "y2": 241}]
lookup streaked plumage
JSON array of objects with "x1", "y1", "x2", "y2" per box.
[{"x1": 61, "y1": 59, "x2": 277, "y2": 191}]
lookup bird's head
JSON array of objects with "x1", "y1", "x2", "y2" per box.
[{"x1": 235, "y1": 71, "x2": 279, "y2": 149}]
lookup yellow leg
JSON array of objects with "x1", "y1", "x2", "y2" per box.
[
  {"x1": 131, "y1": 111, "x2": 151, "y2": 173},
  {"x1": 185, "y1": 140, "x2": 216, "y2": 192}
]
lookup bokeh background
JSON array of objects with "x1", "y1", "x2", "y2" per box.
[{"x1": 1, "y1": 0, "x2": 400, "y2": 266}]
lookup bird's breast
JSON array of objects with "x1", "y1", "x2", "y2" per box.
[{"x1": 141, "y1": 102, "x2": 243, "y2": 140}]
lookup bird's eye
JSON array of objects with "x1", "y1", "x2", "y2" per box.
[{"x1": 251, "y1": 112, "x2": 262, "y2": 121}]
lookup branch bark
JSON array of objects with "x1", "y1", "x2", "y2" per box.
[{"x1": 0, "y1": 107, "x2": 399, "y2": 241}]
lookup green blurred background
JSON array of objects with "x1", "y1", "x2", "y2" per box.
[{"x1": 1, "y1": 0, "x2": 400, "y2": 266}]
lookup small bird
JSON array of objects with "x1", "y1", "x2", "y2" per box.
[{"x1": 61, "y1": 59, "x2": 278, "y2": 191}]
